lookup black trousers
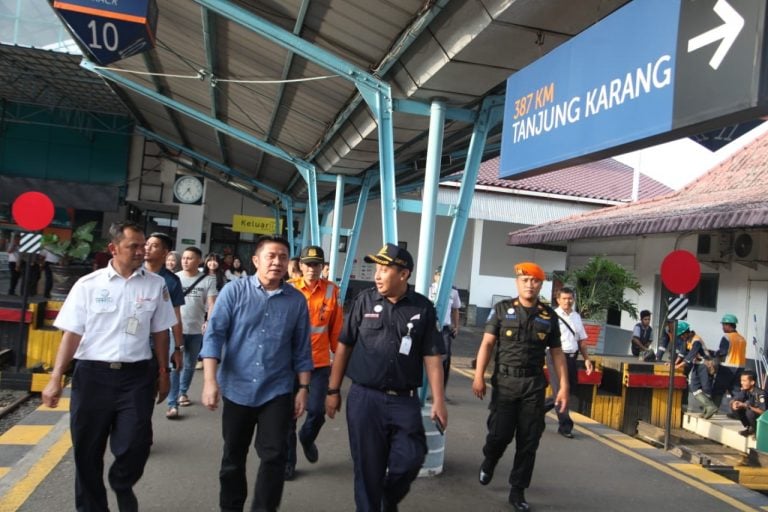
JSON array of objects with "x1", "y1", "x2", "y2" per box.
[
  {"x1": 220, "y1": 394, "x2": 293, "y2": 512},
  {"x1": 482, "y1": 372, "x2": 546, "y2": 489},
  {"x1": 43, "y1": 261, "x2": 54, "y2": 297},
  {"x1": 8, "y1": 262, "x2": 19, "y2": 294},
  {"x1": 70, "y1": 359, "x2": 156, "y2": 512}
]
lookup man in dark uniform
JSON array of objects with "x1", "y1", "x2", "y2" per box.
[
  {"x1": 473, "y1": 262, "x2": 568, "y2": 511},
  {"x1": 325, "y1": 243, "x2": 447, "y2": 512},
  {"x1": 730, "y1": 370, "x2": 766, "y2": 436}
]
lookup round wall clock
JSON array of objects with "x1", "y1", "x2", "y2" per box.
[{"x1": 173, "y1": 175, "x2": 204, "y2": 204}]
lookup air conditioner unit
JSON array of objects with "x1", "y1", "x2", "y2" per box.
[
  {"x1": 732, "y1": 231, "x2": 768, "y2": 263},
  {"x1": 697, "y1": 233, "x2": 728, "y2": 262}
]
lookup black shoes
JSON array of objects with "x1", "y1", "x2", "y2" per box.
[
  {"x1": 558, "y1": 429, "x2": 574, "y2": 439},
  {"x1": 478, "y1": 459, "x2": 495, "y2": 485},
  {"x1": 739, "y1": 427, "x2": 755, "y2": 437},
  {"x1": 301, "y1": 440, "x2": 319, "y2": 463},
  {"x1": 509, "y1": 488, "x2": 530, "y2": 511},
  {"x1": 115, "y1": 490, "x2": 138, "y2": 512}
]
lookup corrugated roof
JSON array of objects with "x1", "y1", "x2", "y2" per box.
[
  {"x1": 2, "y1": 0, "x2": 631, "y2": 209},
  {"x1": 451, "y1": 156, "x2": 671, "y2": 203},
  {"x1": 507, "y1": 130, "x2": 768, "y2": 246}
]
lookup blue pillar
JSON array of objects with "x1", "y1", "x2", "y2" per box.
[
  {"x1": 285, "y1": 197, "x2": 295, "y2": 257},
  {"x1": 329, "y1": 174, "x2": 344, "y2": 283},
  {"x1": 414, "y1": 99, "x2": 446, "y2": 296},
  {"x1": 340, "y1": 173, "x2": 373, "y2": 302},
  {"x1": 296, "y1": 164, "x2": 320, "y2": 245},
  {"x1": 301, "y1": 212, "x2": 310, "y2": 249},
  {"x1": 434, "y1": 97, "x2": 503, "y2": 326},
  {"x1": 272, "y1": 205, "x2": 281, "y2": 236},
  {"x1": 362, "y1": 89, "x2": 397, "y2": 245}
]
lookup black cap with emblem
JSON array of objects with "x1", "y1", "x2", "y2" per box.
[
  {"x1": 300, "y1": 245, "x2": 325, "y2": 264},
  {"x1": 364, "y1": 243, "x2": 414, "y2": 271}
]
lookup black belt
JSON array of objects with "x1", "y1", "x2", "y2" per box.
[
  {"x1": 564, "y1": 352, "x2": 579, "y2": 359},
  {"x1": 497, "y1": 364, "x2": 541, "y2": 377},
  {"x1": 361, "y1": 384, "x2": 417, "y2": 397},
  {"x1": 77, "y1": 359, "x2": 151, "y2": 370},
  {"x1": 382, "y1": 388, "x2": 416, "y2": 397}
]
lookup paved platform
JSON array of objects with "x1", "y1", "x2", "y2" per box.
[{"x1": 2, "y1": 328, "x2": 768, "y2": 511}]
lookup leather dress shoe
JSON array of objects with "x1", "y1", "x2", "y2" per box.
[
  {"x1": 115, "y1": 490, "x2": 138, "y2": 512},
  {"x1": 479, "y1": 459, "x2": 495, "y2": 485},
  {"x1": 301, "y1": 440, "x2": 319, "y2": 463},
  {"x1": 509, "y1": 488, "x2": 530, "y2": 511},
  {"x1": 558, "y1": 429, "x2": 574, "y2": 439}
]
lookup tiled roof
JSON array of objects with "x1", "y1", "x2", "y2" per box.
[
  {"x1": 458, "y1": 157, "x2": 671, "y2": 202},
  {"x1": 507, "y1": 131, "x2": 768, "y2": 246}
]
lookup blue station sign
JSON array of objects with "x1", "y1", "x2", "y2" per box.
[
  {"x1": 53, "y1": 0, "x2": 158, "y2": 66},
  {"x1": 500, "y1": 0, "x2": 768, "y2": 178}
]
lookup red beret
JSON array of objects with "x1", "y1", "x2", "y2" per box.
[{"x1": 514, "y1": 262, "x2": 545, "y2": 281}]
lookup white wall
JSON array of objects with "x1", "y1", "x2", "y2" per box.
[{"x1": 569, "y1": 234, "x2": 768, "y2": 360}]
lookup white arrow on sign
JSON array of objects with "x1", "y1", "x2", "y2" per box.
[{"x1": 687, "y1": 0, "x2": 744, "y2": 70}]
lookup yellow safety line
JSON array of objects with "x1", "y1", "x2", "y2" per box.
[
  {"x1": 452, "y1": 366, "x2": 760, "y2": 512},
  {"x1": 0, "y1": 429, "x2": 72, "y2": 512}
]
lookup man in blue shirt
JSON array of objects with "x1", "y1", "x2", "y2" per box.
[{"x1": 200, "y1": 235, "x2": 313, "y2": 512}]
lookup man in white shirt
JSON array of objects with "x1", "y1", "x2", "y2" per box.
[
  {"x1": 6, "y1": 232, "x2": 19, "y2": 295},
  {"x1": 40, "y1": 247, "x2": 61, "y2": 298},
  {"x1": 42, "y1": 221, "x2": 177, "y2": 512},
  {"x1": 545, "y1": 287, "x2": 593, "y2": 438},
  {"x1": 171, "y1": 246, "x2": 218, "y2": 410},
  {"x1": 428, "y1": 267, "x2": 461, "y2": 387}
]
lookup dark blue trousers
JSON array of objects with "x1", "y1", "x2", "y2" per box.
[
  {"x1": 346, "y1": 383, "x2": 426, "y2": 512},
  {"x1": 219, "y1": 394, "x2": 293, "y2": 512},
  {"x1": 286, "y1": 366, "x2": 330, "y2": 468},
  {"x1": 70, "y1": 359, "x2": 156, "y2": 512}
]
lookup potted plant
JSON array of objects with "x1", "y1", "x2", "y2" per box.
[
  {"x1": 40, "y1": 221, "x2": 100, "y2": 298},
  {"x1": 562, "y1": 255, "x2": 643, "y2": 353}
]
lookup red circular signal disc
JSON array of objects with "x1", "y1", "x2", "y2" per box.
[
  {"x1": 660, "y1": 250, "x2": 701, "y2": 295},
  {"x1": 12, "y1": 191, "x2": 54, "y2": 231}
]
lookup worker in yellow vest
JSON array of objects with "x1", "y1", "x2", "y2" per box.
[{"x1": 714, "y1": 314, "x2": 747, "y2": 399}]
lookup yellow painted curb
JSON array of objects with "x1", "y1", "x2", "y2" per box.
[{"x1": 0, "y1": 430, "x2": 72, "y2": 512}]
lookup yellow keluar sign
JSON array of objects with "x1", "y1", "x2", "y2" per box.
[{"x1": 231, "y1": 215, "x2": 282, "y2": 235}]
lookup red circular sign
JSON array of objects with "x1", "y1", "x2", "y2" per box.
[
  {"x1": 12, "y1": 191, "x2": 54, "y2": 231},
  {"x1": 660, "y1": 250, "x2": 701, "y2": 294}
]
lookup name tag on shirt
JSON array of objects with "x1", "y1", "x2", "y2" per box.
[
  {"x1": 399, "y1": 335, "x2": 412, "y2": 355},
  {"x1": 126, "y1": 316, "x2": 139, "y2": 335}
]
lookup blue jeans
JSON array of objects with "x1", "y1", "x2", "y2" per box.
[
  {"x1": 168, "y1": 333, "x2": 203, "y2": 408},
  {"x1": 286, "y1": 366, "x2": 330, "y2": 467}
]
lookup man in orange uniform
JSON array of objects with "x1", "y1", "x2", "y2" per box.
[
  {"x1": 284, "y1": 245, "x2": 343, "y2": 480},
  {"x1": 714, "y1": 313, "x2": 748, "y2": 400}
]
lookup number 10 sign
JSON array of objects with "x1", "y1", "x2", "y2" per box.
[{"x1": 53, "y1": 0, "x2": 158, "y2": 66}]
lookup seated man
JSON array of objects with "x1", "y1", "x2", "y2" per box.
[
  {"x1": 630, "y1": 310, "x2": 654, "y2": 360},
  {"x1": 730, "y1": 370, "x2": 766, "y2": 437}
]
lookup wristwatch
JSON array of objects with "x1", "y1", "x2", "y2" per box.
[
  {"x1": 298, "y1": 384, "x2": 310, "y2": 391},
  {"x1": 327, "y1": 388, "x2": 340, "y2": 395},
  {"x1": 174, "y1": 346, "x2": 184, "y2": 351}
]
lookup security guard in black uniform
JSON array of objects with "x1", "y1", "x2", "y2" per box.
[
  {"x1": 473, "y1": 262, "x2": 568, "y2": 512},
  {"x1": 325, "y1": 243, "x2": 447, "y2": 512}
]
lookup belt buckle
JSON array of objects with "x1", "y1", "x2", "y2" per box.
[
  {"x1": 385, "y1": 389, "x2": 397, "y2": 396},
  {"x1": 109, "y1": 362, "x2": 122, "y2": 370}
]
